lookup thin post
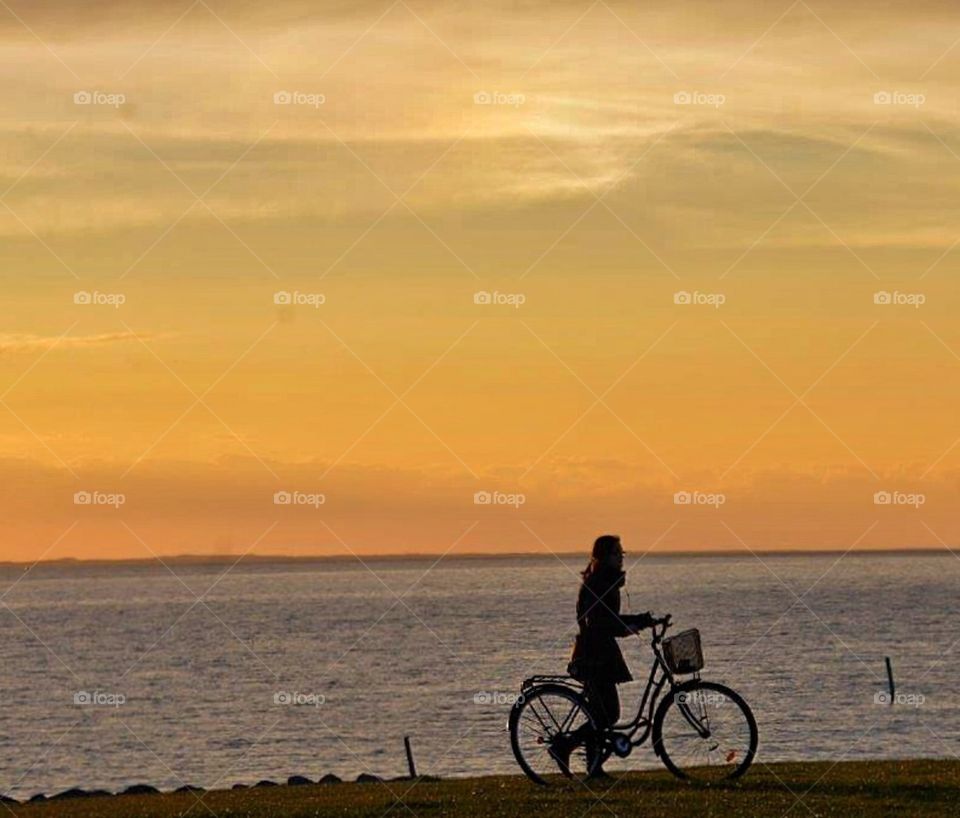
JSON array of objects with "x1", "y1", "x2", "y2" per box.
[
  {"x1": 885, "y1": 656, "x2": 895, "y2": 705},
  {"x1": 404, "y1": 735, "x2": 417, "y2": 778}
]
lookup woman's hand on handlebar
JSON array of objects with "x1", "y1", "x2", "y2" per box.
[
  {"x1": 646, "y1": 614, "x2": 672, "y2": 635},
  {"x1": 625, "y1": 612, "x2": 672, "y2": 634},
  {"x1": 626, "y1": 612, "x2": 660, "y2": 633}
]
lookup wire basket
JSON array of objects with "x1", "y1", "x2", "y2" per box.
[{"x1": 662, "y1": 628, "x2": 704, "y2": 674}]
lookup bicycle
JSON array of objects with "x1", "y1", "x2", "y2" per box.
[{"x1": 508, "y1": 615, "x2": 758, "y2": 784}]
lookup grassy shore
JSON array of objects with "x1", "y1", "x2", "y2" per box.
[{"x1": 7, "y1": 760, "x2": 959, "y2": 817}]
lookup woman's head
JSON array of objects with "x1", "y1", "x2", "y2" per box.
[{"x1": 585, "y1": 534, "x2": 623, "y2": 575}]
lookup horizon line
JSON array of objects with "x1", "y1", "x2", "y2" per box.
[{"x1": 0, "y1": 546, "x2": 955, "y2": 569}]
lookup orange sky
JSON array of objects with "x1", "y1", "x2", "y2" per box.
[{"x1": 1, "y1": 0, "x2": 959, "y2": 561}]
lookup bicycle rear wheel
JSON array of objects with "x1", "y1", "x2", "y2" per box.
[
  {"x1": 509, "y1": 684, "x2": 601, "y2": 785},
  {"x1": 652, "y1": 680, "x2": 757, "y2": 782}
]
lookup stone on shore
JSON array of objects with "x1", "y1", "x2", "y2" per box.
[
  {"x1": 52, "y1": 789, "x2": 88, "y2": 800},
  {"x1": 356, "y1": 773, "x2": 382, "y2": 783},
  {"x1": 287, "y1": 775, "x2": 313, "y2": 786},
  {"x1": 123, "y1": 784, "x2": 160, "y2": 795},
  {"x1": 52, "y1": 788, "x2": 111, "y2": 800},
  {"x1": 319, "y1": 774, "x2": 342, "y2": 784}
]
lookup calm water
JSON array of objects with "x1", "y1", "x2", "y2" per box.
[{"x1": 0, "y1": 553, "x2": 956, "y2": 798}]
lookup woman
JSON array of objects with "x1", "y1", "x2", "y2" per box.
[{"x1": 556, "y1": 534, "x2": 654, "y2": 778}]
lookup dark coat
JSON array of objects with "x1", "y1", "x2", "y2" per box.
[{"x1": 569, "y1": 566, "x2": 638, "y2": 685}]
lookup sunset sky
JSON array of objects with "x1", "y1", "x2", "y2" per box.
[{"x1": 1, "y1": 0, "x2": 959, "y2": 560}]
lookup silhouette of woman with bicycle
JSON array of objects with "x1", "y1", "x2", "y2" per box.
[
  {"x1": 562, "y1": 535, "x2": 653, "y2": 777},
  {"x1": 509, "y1": 534, "x2": 759, "y2": 784}
]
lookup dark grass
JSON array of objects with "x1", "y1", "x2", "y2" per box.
[{"x1": 7, "y1": 760, "x2": 959, "y2": 818}]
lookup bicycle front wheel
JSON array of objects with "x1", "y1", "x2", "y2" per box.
[{"x1": 652, "y1": 680, "x2": 757, "y2": 783}]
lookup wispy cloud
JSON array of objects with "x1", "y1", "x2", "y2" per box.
[{"x1": 0, "y1": 331, "x2": 158, "y2": 354}]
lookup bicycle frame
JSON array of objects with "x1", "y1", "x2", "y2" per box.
[
  {"x1": 518, "y1": 620, "x2": 696, "y2": 751},
  {"x1": 610, "y1": 620, "x2": 681, "y2": 747}
]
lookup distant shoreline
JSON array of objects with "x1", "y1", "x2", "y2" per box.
[{"x1": 0, "y1": 547, "x2": 954, "y2": 569}]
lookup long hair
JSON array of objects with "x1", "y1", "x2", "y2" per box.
[{"x1": 582, "y1": 534, "x2": 621, "y2": 579}]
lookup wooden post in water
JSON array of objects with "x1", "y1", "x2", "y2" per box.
[
  {"x1": 404, "y1": 736, "x2": 417, "y2": 779},
  {"x1": 885, "y1": 657, "x2": 895, "y2": 705}
]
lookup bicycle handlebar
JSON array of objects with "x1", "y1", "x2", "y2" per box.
[
  {"x1": 629, "y1": 613, "x2": 672, "y2": 637},
  {"x1": 644, "y1": 613, "x2": 672, "y2": 642}
]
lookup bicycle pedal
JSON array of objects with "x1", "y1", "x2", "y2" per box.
[{"x1": 611, "y1": 733, "x2": 633, "y2": 758}]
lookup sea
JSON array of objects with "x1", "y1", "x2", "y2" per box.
[{"x1": 0, "y1": 552, "x2": 956, "y2": 799}]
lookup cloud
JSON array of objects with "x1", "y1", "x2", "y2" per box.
[
  {"x1": 0, "y1": 0, "x2": 955, "y2": 42},
  {"x1": 0, "y1": 331, "x2": 155, "y2": 354},
  {"x1": 0, "y1": 452, "x2": 956, "y2": 561}
]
